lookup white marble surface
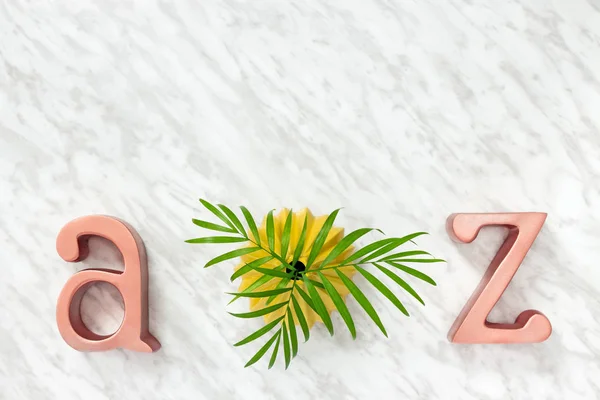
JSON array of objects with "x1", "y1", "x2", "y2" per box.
[{"x1": 1, "y1": 0, "x2": 600, "y2": 399}]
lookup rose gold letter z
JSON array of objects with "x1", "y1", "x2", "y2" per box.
[{"x1": 446, "y1": 213, "x2": 552, "y2": 344}]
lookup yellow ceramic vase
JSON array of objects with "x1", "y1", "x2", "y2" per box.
[{"x1": 236, "y1": 208, "x2": 356, "y2": 328}]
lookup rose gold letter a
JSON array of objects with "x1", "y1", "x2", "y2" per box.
[{"x1": 56, "y1": 215, "x2": 160, "y2": 352}]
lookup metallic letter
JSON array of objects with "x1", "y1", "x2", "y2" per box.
[
  {"x1": 447, "y1": 213, "x2": 552, "y2": 343},
  {"x1": 56, "y1": 215, "x2": 160, "y2": 352}
]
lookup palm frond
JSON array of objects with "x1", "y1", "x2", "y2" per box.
[
  {"x1": 336, "y1": 268, "x2": 388, "y2": 337},
  {"x1": 306, "y1": 209, "x2": 340, "y2": 268},
  {"x1": 186, "y1": 236, "x2": 248, "y2": 244},
  {"x1": 226, "y1": 288, "x2": 292, "y2": 298},
  {"x1": 245, "y1": 331, "x2": 280, "y2": 368},
  {"x1": 199, "y1": 198, "x2": 236, "y2": 230},
  {"x1": 303, "y1": 277, "x2": 334, "y2": 335},
  {"x1": 234, "y1": 316, "x2": 284, "y2": 346},
  {"x1": 356, "y1": 265, "x2": 409, "y2": 317},
  {"x1": 280, "y1": 210, "x2": 293, "y2": 260},
  {"x1": 265, "y1": 277, "x2": 291, "y2": 305},
  {"x1": 230, "y1": 256, "x2": 274, "y2": 281},
  {"x1": 218, "y1": 204, "x2": 247, "y2": 236},
  {"x1": 191, "y1": 218, "x2": 237, "y2": 234},
  {"x1": 282, "y1": 324, "x2": 291, "y2": 369},
  {"x1": 319, "y1": 227, "x2": 376, "y2": 268},
  {"x1": 290, "y1": 214, "x2": 309, "y2": 267},
  {"x1": 318, "y1": 272, "x2": 356, "y2": 338},
  {"x1": 268, "y1": 333, "x2": 281, "y2": 369},
  {"x1": 379, "y1": 250, "x2": 432, "y2": 261},
  {"x1": 228, "y1": 301, "x2": 288, "y2": 319},
  {"x1": 386, "y1": 261, "x2": 437, "y2": 286},
  {"x1": 241, "y1": 206, "x2": 261, "y2": 246},
  {"x1": 291, "y1": 294, "x2": 310, "y2": 342},
  {"x1": 228, "y1": 273, "x2": 281, "y2": 304},
  {"x1": 374, "y1": 263, "x2": 425, "y2": 305},
  {"x1": 287, "y1": 312, "x2": 298, "y2": 357},
  {"x1": 190, "y1": 203, "x2": 443, "y2": 368},
  {"x1": 266, "y1": 210, "x2": 276, "y2": 252},
  {"x1": 205, "y1": 247, "x2": 260, "y2": 268}
]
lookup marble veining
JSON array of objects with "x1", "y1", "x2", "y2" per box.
[{"x1": 1, "y1": 0, "x2": 600, "y2": 399}]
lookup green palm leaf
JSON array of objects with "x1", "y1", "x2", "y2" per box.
[
  {"x1": 391, "y1": 258, "x2": 445, "y2": 263},
  {"x1": 304, "y1": 277, "x2": 325, "y2": 290},
  {"x1": 318, "y1": 272, "x2": 356, "y2": 339},
  {"x1": 356, "y1": 265, "x2": 409, "y2": 316},
  {"x1": 229, "y1": 301, "x2": 288, "y2": 319},
  {"x1": 360, "y1": 232, "x2": 428, "y2": 263},
  {"x1": 282, "y1": 324, "x2": 291, "y2": 369},
  {"x1": 287, "y1": 312, "x2": 298, "y2": 357},
  {"x1": 191, "y1": 218, "x2": 237, "y2": 234},
  {"x1": 280, "y1": 210, "x2": 293, "y2": 260},
  {"x1": 295, "y1": 286, "x2": 317, "y2": 313},
  {"x1": 245, "y1": 331, "x2": 280, "y2": 368},
  {"x1": 228, "y1": 273, "x2": 280, "y2": 304},
  {"x1": 340, "y1": 238, "x2": 397, "y2": 265},
  {"x1": 241, "y1": 206, "x2": 261, "y2": 246},
  {"x1": 350, "y1": 232, "x2": 429, "y2": 264},
  {"x1": 199, "y1": 199, "x2": 235, "y2": 230},
  {"x1": 306, "y1": 209, "x2": 340, "y2": 268},
  {"x1": 226, "y1": 288, "x2": 292, "y2": 298},
  {"x1": 374, "y1": 263, "x2": 424, "y2": 305},
  {"x1": 218, "y1": 204, "x2": 246, "y2": 236},
  {"x1": 266, "y1": 277, "x2": 291, "y2": 305},
  {"x1": 360, "y1": 241, "x2": 401, "y2": 263},
  {"x1": 319, "y1": 228, "x2": 376, "y2": 268},
  {"x1": 205, "y1": 247, "x2": 260, "y2": 268},
  {"x1": 230, "y1": 256, "x2": 274, "y2": 281},
  {"x1": 291, "y1": 294, "x2": 310, "y2": 341},
  {"x1": 387, "y1": 262, "x2": 437, "y2": 285},
  {"x1": 186, "y1": 236, "x2": 248, "y2": 244},
  {"x1": 336, "y1": 269, "x2": 387, "y2": 337},
  {"x1": 291, "y1": 215, "x2": 309, "y2": 267},
  {"x1": 303, "y1": 277, "x2": 334, "y2": 335},
  {"x1": 254, "y1": 267, "x2": 293, "y2": 278},
  {"x1": 266, "y1": 210, "x2": 275, "y2": 252},
  {"x1": 268, "y1": 333, "x2": 281, "y2": 369},
  {"x1": 379, "y1": 250, "x2": 432, "y2": 261},
  {"x1": 234, "y1": 316, "x2": 285, "y2": 346}
]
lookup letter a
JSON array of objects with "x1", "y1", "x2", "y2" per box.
[
  {"x1": 56, "y1": 215, "x2": 161, "y2": 352},
  {"x1": 446, "y1": 212, "x2": 552, "y2": 343}
]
